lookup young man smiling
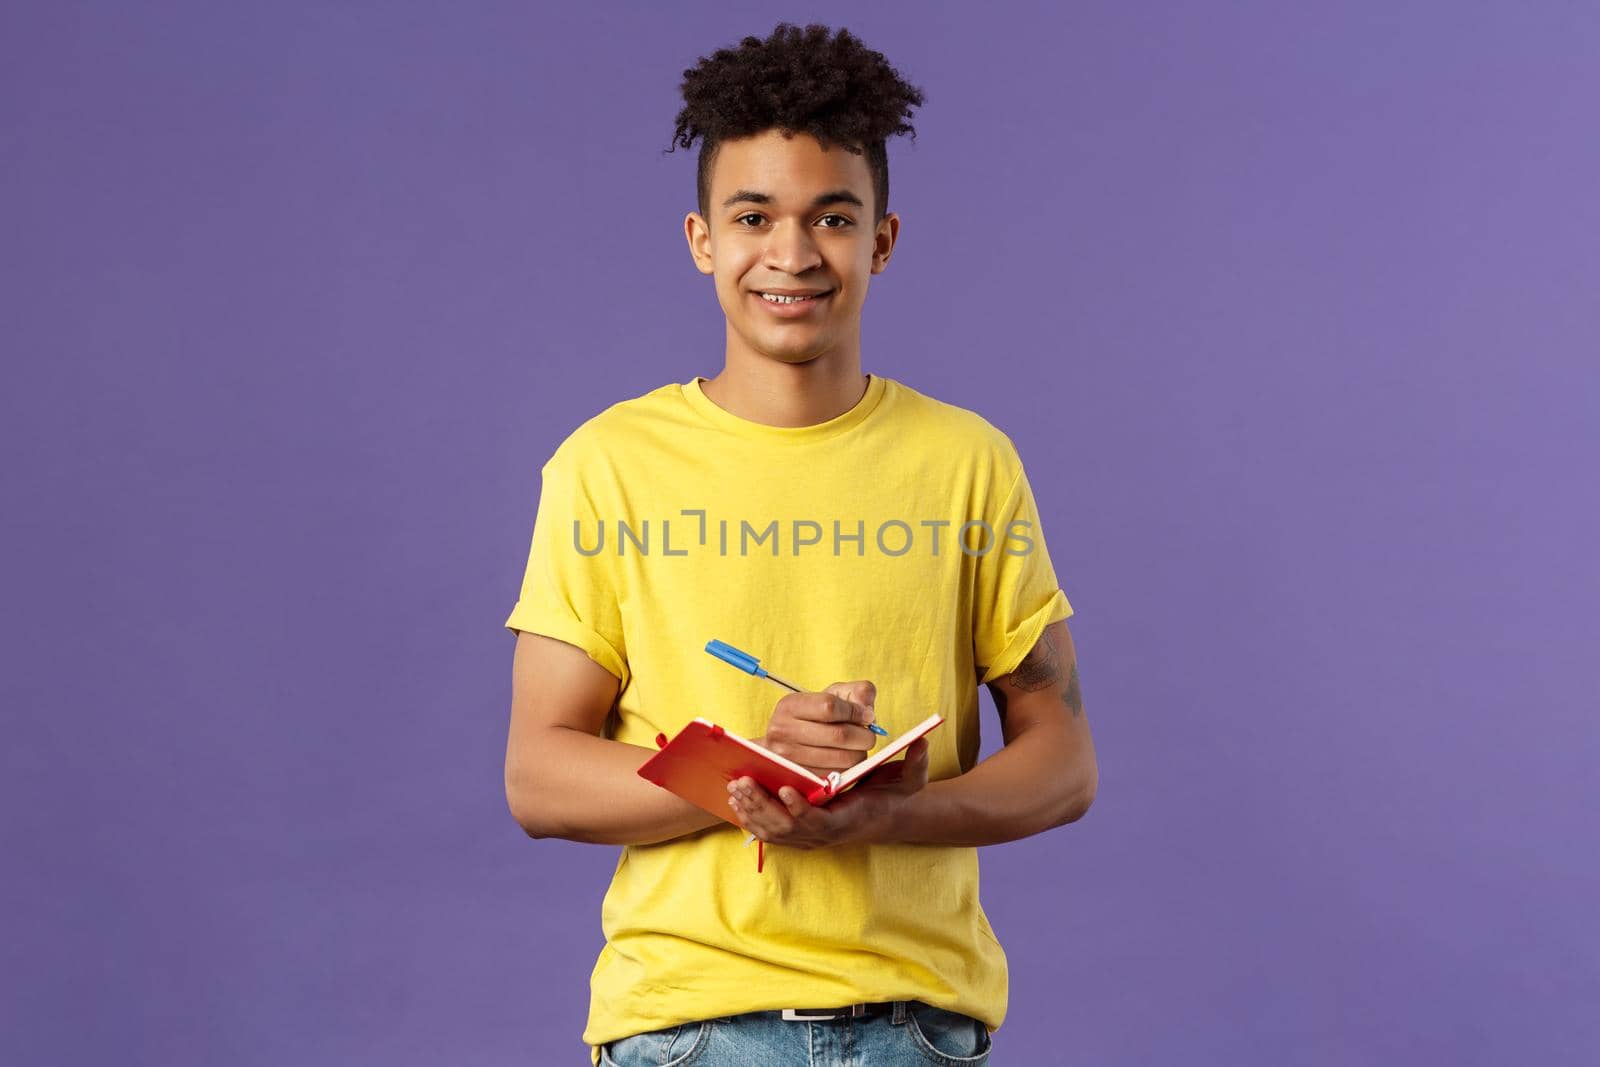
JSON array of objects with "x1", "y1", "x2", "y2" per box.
[{"x1": 504, "y1": 22, "x2": 1097, "y2": 1066}]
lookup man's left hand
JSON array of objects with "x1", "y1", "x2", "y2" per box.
[{"x1": 725, "y1": 737, "x2": 930, "y2": 849}]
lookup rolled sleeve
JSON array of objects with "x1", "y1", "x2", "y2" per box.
[
  {"x1": 503, "y1": 452, "x2": 630, "y2": 690},
  {"x1": 972, "y1": 459, "x2": 1073, "y2": 686}
]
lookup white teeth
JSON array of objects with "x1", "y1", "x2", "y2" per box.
[{"x1": 760, "y1": 292, "x2": 821, "y2": 304}]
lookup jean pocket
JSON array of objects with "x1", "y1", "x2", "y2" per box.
[
  {"x1": 599, "y1": 1018, "x2": 714, "y2": 1067},
  {"x1": 905, "y1": 1002, "x2": 992, "y2": 1065}
]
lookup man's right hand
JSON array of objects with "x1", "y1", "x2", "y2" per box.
[{"x1": 759, "y1": 681, "x2": 880, "y2": 779}]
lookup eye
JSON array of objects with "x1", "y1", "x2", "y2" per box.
[{"x1": 733, "y1": 213, "x2": 854, "y2": 229}]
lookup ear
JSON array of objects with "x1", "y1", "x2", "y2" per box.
[
  {"x1": 871, "y1": 212, "x2": 900, "y2": 274},
  {"x1": 684, "y1": 212, "x2": 715, "y2": 276}
]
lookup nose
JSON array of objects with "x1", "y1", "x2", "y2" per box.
[{"x1": 762, "y1": 218, "x2": 823, "y2": 277}]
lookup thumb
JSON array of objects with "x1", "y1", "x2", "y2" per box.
[{"x1": 900, "y1": 737, "x2": 931, "y2": 790}]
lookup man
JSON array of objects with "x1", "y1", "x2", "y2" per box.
[{"x1": 503, "y1": 22, "x2": 1097, "y2": 1066}]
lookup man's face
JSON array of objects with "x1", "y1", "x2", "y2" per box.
[{"x1": 685, "y1": 128, "x2": 899, "y2": 367}]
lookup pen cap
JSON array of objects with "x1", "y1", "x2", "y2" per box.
[{"x1": 705, "y1": 639, "x2": 763, "y2": 676}]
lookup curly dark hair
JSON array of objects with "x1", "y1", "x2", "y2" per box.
[{"x1": 666, "y1": 22, "x2": 926, "y2": 226}]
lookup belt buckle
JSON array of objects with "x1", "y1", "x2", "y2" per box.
[{"x1": 781, "y1": 1004, "x2": 863, "y2": 1021}]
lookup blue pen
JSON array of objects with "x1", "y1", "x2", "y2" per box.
[
  {"x1": 704, "y1": 639, "x2": 888, "y2": 735},
  {"x1": 705, "y1": 638, "x2": 888, "y2": 848}
]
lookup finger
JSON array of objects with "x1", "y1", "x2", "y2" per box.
[
  {"x1": 903, "y1": 738, "x2": 931, "y2": 788},
  {"x1": 772, "y1": 693, "x2": 874, "y2": 745},
  {"x1": 768, "y1": 701, "x2": 876, "y2": 755},
  {"x1": 727, "y1": 778, "x2": 793, "y2": 837},
  {"x1": 821, "y1": 684, "x2": 878, "y2": 735},
  {"x1": 825, "y1": 680, "x2": 877, "y2": 716},
  {"x1": 728, "y1": 776, "x2": 780, "y2": 804},
  {"x1": 739, "y1": 794, "x2": 794, "y2": 841},
  {"x1": 776, "y1": 786, "x2": 833, "y2": 839},
  {"x1": 726, "y1": 786, "x2": 760, "y2": 833},
  {"x1": 776, "y1": 785, "x2": 814, "y2": 819},
  {"x1": 765, "y1": 737, "x2": 875, "y2": 773},
  {"x1": 806, "y1": 690, "x2": 874, "y2": 727},
  {"x1": 794, "y1": 718, "x2": 879, "y2": 752}
]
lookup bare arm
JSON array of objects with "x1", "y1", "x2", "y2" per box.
[
  {"x1": 503, "y1": 631, "x2": 724, "y2": 846},
  {"x1": 877, "y1": 618, "x2": 1098, "y2": 847}
]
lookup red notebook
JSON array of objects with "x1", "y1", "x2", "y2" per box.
[{"x1": 638, "y1": 713, "x2": 945, "y2": 827}]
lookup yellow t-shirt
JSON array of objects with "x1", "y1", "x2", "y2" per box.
[{"x1": 503, "y1": 373, "x2": 1073, "y2": 1064}]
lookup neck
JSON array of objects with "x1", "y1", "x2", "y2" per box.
[{"x1": 700, "y1": 349, "x2": 868, "y2": 428}]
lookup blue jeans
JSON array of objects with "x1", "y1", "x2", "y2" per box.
[{"x1": 598, "y1": 1000, "x2": 992, "y2": 1065}]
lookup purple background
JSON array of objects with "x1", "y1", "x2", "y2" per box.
[{"x1": 4, "y1": 2, "x2": 1596, "y2": 1064}]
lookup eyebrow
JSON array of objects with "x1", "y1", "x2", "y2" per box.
[{"x1": 720, "y1": 188, "x2": 865, "y2": 212}]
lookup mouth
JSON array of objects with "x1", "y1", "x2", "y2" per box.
[{"x1": 751, "y1": 289, "x2": 833, "y2": 316}]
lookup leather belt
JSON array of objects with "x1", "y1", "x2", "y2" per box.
[{"x1": 776, "y1": 1001, "x2": 903, "y2": 1022}]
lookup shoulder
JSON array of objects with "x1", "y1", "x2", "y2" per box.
[
  {"x1": 881, "y1": 377, "x2": 1025, "y2": 480},
  {"x1": 542, "y1": 382, "x2": 685, "y2": 473}
]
